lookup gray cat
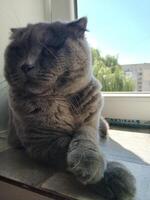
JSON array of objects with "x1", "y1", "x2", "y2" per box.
[{"x1": 4, "y1": 17, "x2": 136, "y2": 200}]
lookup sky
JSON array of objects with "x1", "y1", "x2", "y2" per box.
[{"x1": 78, "y1": 0, "x2": 150, "y2": 64}]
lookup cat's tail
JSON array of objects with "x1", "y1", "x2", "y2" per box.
[
  {"x1": 88, "y1": 161, "x2": 136, "y2": 200},
  {"x1": 99, "y1": 117, "x2": 109, "y2": 139}
]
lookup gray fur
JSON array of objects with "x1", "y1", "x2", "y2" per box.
[
  {"x1": 4, "y1": 17, "x2": 135, "y2": 199},
  {"x1": 88, "y1": 162, "x2": 136, "y2": 200}
]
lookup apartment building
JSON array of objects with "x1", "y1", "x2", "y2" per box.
[{"x1": 121, "y1": 63, "x2": 150, "y2": 92}]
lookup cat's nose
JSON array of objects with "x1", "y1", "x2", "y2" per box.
[{"x1": 21, "y1": 64, "x2": 34, "y2": 73}]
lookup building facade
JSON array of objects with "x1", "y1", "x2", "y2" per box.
[{"x1": 121, "y1": 63, "x2": 150, "y2": 92}]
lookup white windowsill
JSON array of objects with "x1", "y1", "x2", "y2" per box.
[
  {"x1": 102, "y1": 93, "x2": 150, "y2": 121},
  {"x1": 103, "y1": 92, "x2": 150, "y2": 98}
]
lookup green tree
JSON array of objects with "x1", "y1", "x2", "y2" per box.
[
  {"x1": 92, "y1": 48, "x2": 135, "y2": 91},
  {"x1": 103, "y1": 55, "x2": 119, "y2": 67}
]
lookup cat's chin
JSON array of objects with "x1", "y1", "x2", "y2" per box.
[{"x1": 26, "y1": 86, "x2": 50, "y2": 96}]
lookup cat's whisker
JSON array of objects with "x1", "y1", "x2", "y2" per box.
[
  {"x1": 71, "y1": 95, "x2": 80, "y2": 115},
  {"x1": 57, "y1": 61, "x2": 64, "y2": 75},
  {"x1": 70, "y1": 101, "x2": 79, "y2": 115},
  {"x1": 38, "y1": 42, "x2": 62, "y2": 75}
]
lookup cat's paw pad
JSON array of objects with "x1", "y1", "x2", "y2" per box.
[{"x1": 67, "y1": 148, "x2": 106, "y2": 184}]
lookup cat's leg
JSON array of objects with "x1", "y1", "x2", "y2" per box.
[
  {"x1": 67, "y1": 80, "x2": 107, "y2": 184},
  {"x1": 99, "y1": 116, "x2": 109, "y2": 139},
  {"x1": 67, "y1": 124, "x2": 136, "y2": 200},
  {"x1": 67, "y1": 124, "x2": 106, "y2": 184},
  {"x1": 21, "y1": 128, "x2": 72, "y2": 169},
  {"x1": 67, "y1": 81, "x2": 136, "y2": 199}
]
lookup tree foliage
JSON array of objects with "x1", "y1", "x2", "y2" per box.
[{"x1": 92, "y1": 48, "x2": 135, "y2": 91}]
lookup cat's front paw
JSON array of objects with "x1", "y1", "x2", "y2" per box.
[{"x1": 67, "y1": 145, "x2": 106, "y2": 185}]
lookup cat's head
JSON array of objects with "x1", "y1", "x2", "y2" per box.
[{"x1": 4, "y1": 17, "x2": 92, "y2": 95}]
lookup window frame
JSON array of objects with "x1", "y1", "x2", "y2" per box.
[{"x1": 45, "y1": 0, "x2": 76, "y2": 22}]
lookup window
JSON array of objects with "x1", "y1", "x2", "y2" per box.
[
  {"x1": 77, "y1": 0, "x2": 150, "y2": 93},
  {"x1": 76, "y1": 0, "x2": 150, "y2": 122}
]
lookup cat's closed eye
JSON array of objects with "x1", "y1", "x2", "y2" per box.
[
  {"x1": 41, "y1": 46, "x2": 57, "y2": 59},
  {"x1": 45, "y1": 38, "x2": 66, "y2": 51},
  {"x1": 42, "y1": 47, "x2": 51, "y2": 57},
  {"x1": 15, "y1": 47, "x2": 25, "y2": 57},
  {"x1": 9, "y1": 45, "x2": 25, "y2": 59}
]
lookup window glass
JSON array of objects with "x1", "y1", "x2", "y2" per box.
[{"x1": 78, "y1": 0, "x2": 150, "y2": 92}]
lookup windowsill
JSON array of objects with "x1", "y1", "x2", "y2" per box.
[
  {"x1": 0, "y1": 128, "x2": 149, "y2": 200},
  {"x1": 103, "y1": 92, "x2": 150, "y2": 98},
  {"x1": 102, "y1": 92, "x2": 150, "y2": 121}
]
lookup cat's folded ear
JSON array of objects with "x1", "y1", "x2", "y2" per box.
[
  {"x1": 10, "y1": 27, "x2": 26, "y2": 40},
  {"x1": 67, "y1": 17, "x2": 88, "y2": 38}
]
